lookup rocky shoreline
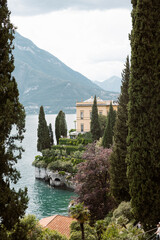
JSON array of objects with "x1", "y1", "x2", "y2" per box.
[{"x1": 35, "y1": 167, "x2": 76, "y2": 191}]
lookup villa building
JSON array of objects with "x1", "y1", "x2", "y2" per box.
[{"x1": 76, "y1": 96, "x2": 118, "y2": 133}]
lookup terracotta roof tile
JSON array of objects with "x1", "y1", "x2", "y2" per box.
[{"x1": 39, "y1": 215, "x2": 76, "y2": 238}]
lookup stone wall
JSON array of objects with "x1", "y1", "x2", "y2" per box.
[{"x1": 35, "y1": 167, "x2": 76, "y2": 190}]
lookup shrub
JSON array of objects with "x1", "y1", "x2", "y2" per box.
[
  {"x1": 32, "y1": 155, "x2": 48, "y2": 168},
  {"x1": 11, "y1": 215, "x2": 67, "y2": 240},
  {"x1": 112, "y1": 201, "x2": 134, "y2": 223},
  {"x1": 55, "y1": 149, "x2": 61, "y2": 157},
  {"x1": 58, "y1": 171, "x2": 66, "y2": 176},
  {"x1": 69, "y1": 222, "x2": 97, "y2": 240},
  {"x1": 36, "y1": 160, "x2": 48, "y2": 168},
  {"x1": 59, "y1": 138, "x2": 78, "y2": 146},
  {"x1": 71, "y1": 158, "x2": 84, "y2": 166},
  {"x1": 48, "y1": 160, "x2": 76, "y2": 173},
  {"x1": 101, "y1": 222, "x2": 145, "y2": 240},
  {"x1": 77, "y1": 132, "x2": 92, "y2": 141},
  {"x1": 59, "y1": 138, "x2": 92, "y2": 146},
  {"x1": 69, "y1": 129, "x2": 76, "y2": 133},
  {"x1": 72, "y1": 150, "x2": 84, "y2": 159}
]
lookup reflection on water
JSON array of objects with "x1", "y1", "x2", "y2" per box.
[
  {"x1": 29, "y1": 180, "x2": 74, "y2": 219},
  {"x1": 13, "y1": 114, "x2": 76, "y2": 220}
]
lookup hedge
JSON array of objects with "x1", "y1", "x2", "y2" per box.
[
  {"x1": 48, "y1": 160, "x2": 76, "y2": 173},
  {"x1": 59, "y1": 138, "x2": 92, "y2": 146},
  {"x1": 52, "y1": 145, "x2": 85, "y2": 155}
]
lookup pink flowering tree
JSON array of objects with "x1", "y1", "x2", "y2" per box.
[{"x1": 74, "y1": 143, "x2": 115, "y2": 222}]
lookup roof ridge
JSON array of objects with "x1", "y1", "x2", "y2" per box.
[{"x1": 45, "y1": 215, "x2": 58, "y2": 227}]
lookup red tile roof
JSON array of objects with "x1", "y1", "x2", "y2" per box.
[{"x1": 39, "y1": 215, "x2": 76, "y2": 238}]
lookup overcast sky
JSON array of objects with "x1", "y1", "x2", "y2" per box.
[{"x1": 8, "y1": 0, "x2": 132, "y2": 81}]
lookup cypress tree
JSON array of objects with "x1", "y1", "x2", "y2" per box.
[
  {"x1": 55, "y1": 114, "x2": 60, "y2": 144},
  {"x1": 59, "y1": 110, "x2": 67, "y2": 138},
  {"x1": 90, "y1": 95, "x2": 101, "y2": 141},
  {"x1": 98, "y1": 114, "x2": 107, "y2": 137},
  {"x1": 109, "y1": 102, "x2": 116, "y2": 136},
  {"x1": 102, "y1": 115, "x2": 112, "y2": 148},
  {"x1": 127, "y1": 0, "x2": 160, "y2": 227},
  {"x1": 48, "y1": 123, "x2": 54, "y2": 146},
  {"x1": 55, "y1": 110, "x2": 67, "y2": 144},
  {"x1": 0, "y1": 0, "x2": 28, "y2": 232},
  {"x1": 110, "y1": 56, "x2": 130, "y2": 203},
  {"x1": 37, "y1": 106, "x2": 50, "y2": 151},
  {"x1": 102, "y1": 103, "x2": 116, "y2": 148}
]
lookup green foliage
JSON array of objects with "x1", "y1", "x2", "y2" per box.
[
  {"x1": 0, "y1": 0, "x2": 28, "y2": 231},
  {"x1": 59, "y1": 138, "x2": 77, "y2": 145},
  {"x1": 110, "y1": 56, "x2": 130, "y2": 203},
  {"x1": 101, "y1": 222, "x2": 145, "y2": 240},
  {"x1": 94, "y1": 220, "x2": 107, "y2": 240},
  {"x1": 55, "y1": 114, "x2": 60, "y2": 144},
  {"x1": 35, "y1": 160, "x2": 48, "y2": 169},
  {"x1": 98, "y1": 114, "x2": 107, "y2": 137},
  {"x1": 71, "y1": 158, "x2": 84, "y2": 166},
  {"x1": 112, "y1": 202, "x2": 133, "y2": 223},
  {"x1": 52, "y1": 145, "x2": 85, "y2": 155},
  {"x1": 55, "y1": 111, "x2": 67, "y2": 144},
  {"x1": 102, "y1": 113, "x2": 113, "y2": 148},
  {"x1": 77, "y1": 132, "x2": 93, "y2": 142},
  {"x1": 10, "y1": 215, "x2": 68, "y2": 240},
  {"x1": 37, "y1": 106, "x2": 50, "y2": 152},
  {"x1": 48, "y1": 123, "x2": 54, "y2": 146},
  {"x1": 70, "y1": 202, "x2": 90, "y2": 240},
  {"x1": 32, "y1": 146, "x2": 85, "y2": 170},
  {"x1": 72, "y1": 150, "x2": 84, "y2": 159},
  {"x1": 102, "y1": 103, "x2": 116, "y2": 148},
  {"x1": 59, "y1": 138, "x2": 92, "y2": 146},
  {"x1": 69, "y1": 129, "x2": 76, "y2": 133},
  {"x1": 58, "y1": 171, "x2": 66, "y2": 176},
  {"x1": 90, "y1": 96, "x2": 101, "y2": 141},
  {"x1": 69, "y1": 222, "x2": 97, "y2": 240},
  {"x1": 70, "y1": 202, "x2": 90, "y2": 224},
  {"x1": 59, "y1": 111, "x2": 67, "y2": 137},
  {"x1": 100, "y1": 201, "x2": 145, "y2": 239},
  {"x1": 127, "y1": 0, "x2": 160, "y2": 228},
  {"x1": 48, "y1": 160, "x2": 76, "y2": 173}
]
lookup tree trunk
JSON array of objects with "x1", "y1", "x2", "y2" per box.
[{"x1": 80, "y1": 223, "x2": 85, "y2": 240}]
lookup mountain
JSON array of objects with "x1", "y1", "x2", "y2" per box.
[
  {"x1": 13, "y1": 32, "x2": 119, "y2": 114},
  {"x1": 95, "y1": 76, "x2": 122, "y2": 93}
]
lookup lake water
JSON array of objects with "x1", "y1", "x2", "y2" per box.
[{"x1": 14, "y1": 114, "x2": 76, "y2": 220}]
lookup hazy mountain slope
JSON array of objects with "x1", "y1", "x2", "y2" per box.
[
  {"x1": 95, "y1": 76, "x2": 122, "y2": 93},
  {"x1": 13, "y1": 32, "x2": 119, "y2": 114}
]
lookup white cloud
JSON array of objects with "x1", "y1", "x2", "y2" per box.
[
  {"x1": 11, "y1": 9, "x2": 131, "y2": 81},
  {"x1": 8, "y1": 0, "x2": 131, "y2": 16}
]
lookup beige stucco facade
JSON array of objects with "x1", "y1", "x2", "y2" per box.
[{"x1": 76, "y1": 96, "x2": 118, "y2": 133}]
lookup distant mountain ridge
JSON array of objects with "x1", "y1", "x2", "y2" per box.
[
  {"x1": 13, "y1": 32, "x2": 119, "y2": 114},
  {"x1": 95, "y1": 76, "x2": 122, "y2": 93}
]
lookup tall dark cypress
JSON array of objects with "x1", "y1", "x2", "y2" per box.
[
  {"x1": 110, "y1": 56, "x2": 130, "y2": 203},
  {"x1": 127, "y1": 0, "x2": 160, "y2": 227},
  {"x1": 0, "y1": 0, "x2": 28, "y2": 232},
  {"x1": 48, "y1": 123, "x2": 54, "y2": 146},
  {"x1": 102, "y1": 114, "x2": 112, "y2": 148},
  {"x1": 55, "y1": 114, "x2": 60, "y2": 144},
  {"x1": 37, "y1": 106, "x2": 50, "y2": 151},
  {"x1": 55, "y1": 110, "x2": 67, "y2": 144},
  {"x1": 102, "y1": 103, "x2": 116, "y2": 148},
  {"x1": 59, "y1": 110, "x2": 67, "y2": 138},
  {"x1": 90, "y1": 96, "x2": 101, "y2": 141}
]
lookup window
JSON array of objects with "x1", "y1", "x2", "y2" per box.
[
  {"x1": 99, "y1": 111, "x2": 103, "y2": 115},
  {"x1": 80, "y1": 111, "x2": 84, "y2": 119},
  {"x1": 81, "y1": 124, "x2": 84, "y2": 132}
]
